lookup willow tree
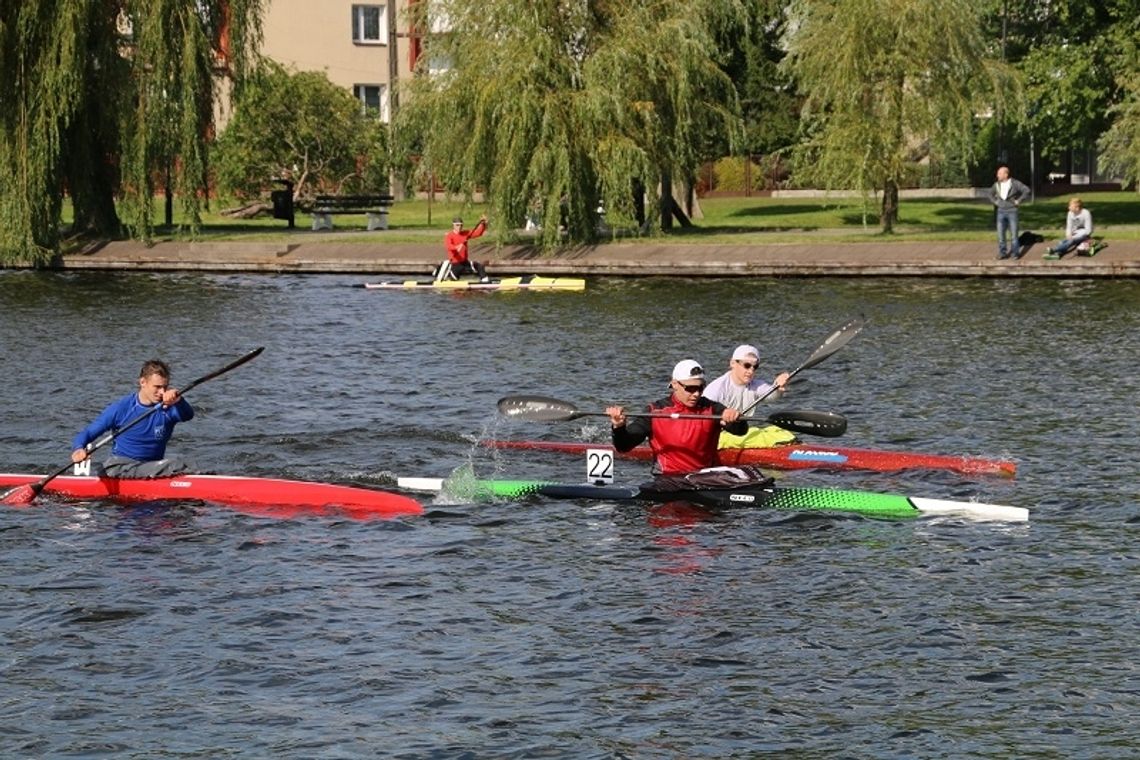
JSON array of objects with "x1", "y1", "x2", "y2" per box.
[
  {"x1": 1099, "y1": 71, "x2": 1140, "y2": 190},
  {"x1": 395, "y1": 0, "x2": 743, "y2": 248},
  {"x1": 0, "y1": 0, "x2": 262, "y2": 265},
  {"x1": 781, "y1": 0, "x2": 1018, "y2": 232}
]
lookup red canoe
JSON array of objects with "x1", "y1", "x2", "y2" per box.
[
  {"x1": 480, "y1": 440, "x2": 1017, "y2": 477},
  {"x1": 0, "y1": 473, "x2": 423, "y2": 520}
]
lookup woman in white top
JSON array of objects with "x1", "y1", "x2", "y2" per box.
[{"x1": 1045, "y1": 198, "x2": 1094, "y2": 258}]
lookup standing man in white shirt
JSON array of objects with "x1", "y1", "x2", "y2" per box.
[{"x1": 988, "y1": 165, "x2": 1031, "y2": 260}]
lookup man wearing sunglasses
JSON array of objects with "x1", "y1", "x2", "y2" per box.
[
  {"x1": 606, "y1": 359, "x2": 748, "y2": 475},
  {"x1": 703, "y1": 345, "x2": 793, "y2": 449}
]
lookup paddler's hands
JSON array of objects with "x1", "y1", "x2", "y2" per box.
[
  {"x1": 161, "y1": 388, "x2": 182, "y2": 407},
  {"x1": 720, "y1": 408, "x2": 741, "y2": 426},
  {"x1": 606, "y1": 406, "x2": 627, "y2": 428},
  {"x1": 71, "y1": 448, "x2": 89, "y2": 463},
  {"x1": 774, "y1": 371, "x2": 791, "y2": 390}
]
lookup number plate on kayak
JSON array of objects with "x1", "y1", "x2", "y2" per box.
[{"x1": 587, "y1": 449, "x2": 614, "y2": 484}]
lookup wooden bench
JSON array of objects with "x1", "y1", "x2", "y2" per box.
[{"x1": 311, "y1": 194, "x2": 394, "y2": 231}]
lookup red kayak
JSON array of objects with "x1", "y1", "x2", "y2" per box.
[
  {"x1": 480, "y1": 440, "x2": 1017, "y2": 477},
  {"x1": 0, "y1": 473, "x2": 423, "y2": 521}
]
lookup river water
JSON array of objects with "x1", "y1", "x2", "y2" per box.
[{"x1": 1, "y1": 271, "x2": 1137, "y2": 757}]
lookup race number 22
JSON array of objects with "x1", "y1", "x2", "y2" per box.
[{"x1": 587, "y1": 449, "x2": 614, "y2": 484}]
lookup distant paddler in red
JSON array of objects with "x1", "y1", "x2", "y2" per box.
[
  {"x1": 435, "y1": 214, "x2": 489, "y2": 282},
  {"x1": 606, "y1": 360, "x2": 748, "y2": 475}
]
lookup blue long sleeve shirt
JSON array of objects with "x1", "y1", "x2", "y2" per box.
[{"x1": 72, "y1": 392, "x2": 194, "y2": 461}]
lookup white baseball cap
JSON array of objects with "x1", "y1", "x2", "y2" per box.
[
  {"x1": 671, "y1": 359, "x2": 705, "y2": 383},
  {"x1": 732, "y1": 344, "x2": 760, "y2": 362}
]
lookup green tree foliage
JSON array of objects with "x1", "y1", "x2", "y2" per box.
[
  {"x1": 781, "y1": 0, "x2": 1017, "y2": 232},
  {"x1": 213, "y1": 63, "x2": 389, "y2": 199},
  {"x1": 394, "y1": 0, "x2": 743, "y2": 248},
  {"x1": 1019, "y1": 44, "x2": 1115, "y2": 158},
  {"x1": 0, "y1": 0, "x2": 262, "y2": 265},
  {"x1": 1099, "y1": 72, "x2": 1140, "y2": 188},
  {"x1": 716, "y1": 0, "x2": 799, "y2": 157},
  {"x1": 978, "y1": 0, "x2": 1139, "y2": 178}
]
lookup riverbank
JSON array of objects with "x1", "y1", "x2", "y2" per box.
[{"x1": 49, "y1": 233, "x2": 1140, "y2": 277}]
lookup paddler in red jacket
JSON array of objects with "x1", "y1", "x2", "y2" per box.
[
  {"x1": 436, "y1": 214, "x2": 489, "y2": 282},
  {"x1": 606, "y1": 359, "x2": 747, "y2": 475}
]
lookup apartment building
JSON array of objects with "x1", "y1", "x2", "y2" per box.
[{"x1": 259, "y1": 0, "x2": 419, "y2": 122}]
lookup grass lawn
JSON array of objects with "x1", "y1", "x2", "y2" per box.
[
  {"x1": 70, "y1": 190, "x2": 1140, "y2": 248},
  {"x1": 688, "y1": 191, "x2": 1140, "y2": 243}
]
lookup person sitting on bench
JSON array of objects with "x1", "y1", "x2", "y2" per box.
[
  {"x1": 436, "y1": 215, "x2": 489, "y2": 281},
  {"x1": 1044, "y1": 198, "x2": 1094, "y2": 259}
]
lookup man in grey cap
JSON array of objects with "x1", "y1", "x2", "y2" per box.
[{"x1": 436, "y1": 214, "x2": 489, "y2": 281}]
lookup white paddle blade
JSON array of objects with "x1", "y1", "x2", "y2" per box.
[{"x1": 496, "y1": 395, "x2": 582, "y2": 422}]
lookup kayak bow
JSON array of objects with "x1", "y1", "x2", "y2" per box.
[
  {"x1": 396, "y1": 476, "x2": 1028, "y2": 522},
  {"x1": 0, "y1": 472, "x2": 423, "y2": 520}
]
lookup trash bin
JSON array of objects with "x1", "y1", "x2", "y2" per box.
[{"x1": 271, "y1": 179, "x2": 295, "y2": 228}]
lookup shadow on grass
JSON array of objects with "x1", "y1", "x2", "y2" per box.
[
  {"x1": 154, "y1": 222, "x2": 292, "y2": 236},
  {"x1": 726, "y1": 203, "x2": 836, "y2": 220},
  {"x1": 667, "y1": 224, "x2": 824, "y2": 236}
]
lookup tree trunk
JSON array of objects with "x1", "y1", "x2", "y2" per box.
[
  {"x1": 880, "y1": 179, "x2": 899, "y2": 233},
  {"x1": 65, "y1": 113, "x2": 122, "y2": 238}
]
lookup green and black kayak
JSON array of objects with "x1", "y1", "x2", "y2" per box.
[{"x1": 397, "y1": 477, "x2": 1029, "y2": 522}]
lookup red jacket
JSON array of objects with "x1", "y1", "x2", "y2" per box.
[
  {"x1": 444, "y1": 220, "x2": 486, "y2": 264},
  {"x1": 612, "y1": 394, "x2": 747, "y2": 475}
]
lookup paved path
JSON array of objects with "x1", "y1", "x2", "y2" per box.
[{"x1": 53, "y1": 234, "x2": 1140, "y2": 277}]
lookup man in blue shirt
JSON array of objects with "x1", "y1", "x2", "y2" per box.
[{"x1": 71, "y1": 359, "x2": 195, "y2": 478}]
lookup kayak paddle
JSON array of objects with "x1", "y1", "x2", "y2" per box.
[
  {"x1": 0, "y1": 347, "x2": 265, "y2": 506},
  {"x1": 497, "y1": 395, "x2": 846, "y2": 437},
  {"x1": 741, "y1": 314, "x2": 865, "y2": 417}
]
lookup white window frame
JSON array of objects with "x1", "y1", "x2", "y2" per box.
[
  {"x1": 353, "y1": 84, "x2": 389, "y2": 122},
  {"x1": 352, "y1": 4, "x2": 388, "y2": 45}
]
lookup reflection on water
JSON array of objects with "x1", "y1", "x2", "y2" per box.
[{"x1": 1, "y1": 270, "x2": 1138, "y2": 755}]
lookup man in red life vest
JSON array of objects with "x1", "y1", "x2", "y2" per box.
[
  {"x1": 436, "y1": 214, "x2": 489, "y2": 282},
  {"x1": 606, "y1": 359, "x2": 747, "y2": 475}
]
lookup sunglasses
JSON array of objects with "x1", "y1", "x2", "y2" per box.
[
  {"x1": 677, "y1": 383, "x2": 706, "y2": 393},
  {"x1": 736, "y1": 361, "x2": 758, "y2": 370}
]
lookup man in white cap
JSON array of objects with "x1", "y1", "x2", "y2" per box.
[
  {"x1": 703, "y1": 345, "x2": 793, "y2": 448},
  {"x1": 606, "y1": 359, "x2": 747, "y2": 475}
]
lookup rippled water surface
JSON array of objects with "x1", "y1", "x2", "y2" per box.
[{"x1": 1, "y1": 271, "x2": 1137, "y2": 757}]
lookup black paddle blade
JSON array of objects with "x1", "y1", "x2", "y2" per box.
[
  {"x1": 497, "y1": 395, "x2": 588, "y2": 422},
  {"x1": 799, "y1": 315, "x2": 865, "y2": 372},
  {"x1": 767, "y1": 410, "x2": 847, "y2": 437}
]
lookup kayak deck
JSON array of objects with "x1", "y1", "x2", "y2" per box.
[
  {"x1": 0, "y1": 473, "x2": 423, "y2": 520},
  {"x1": 480, "y1": 439, "x2": 1016, "y2": 477},
  {"x1": 363, "y1": 275, "x2": 585, "y2": 291},
  {"x1": 396, "y1": 477, "x2": 1029, "y2": 522}
]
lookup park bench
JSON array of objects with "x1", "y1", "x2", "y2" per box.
[{"x1": 310, "y1": 194, "x2": 394, "y2": 231}]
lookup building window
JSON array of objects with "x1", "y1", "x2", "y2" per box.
[
  {"x1": 353, "y1": 84, "x2": 389, "y2": 121},
  {"x1": 352, "y1": 4, "x2": 387, "y2": 44}
]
